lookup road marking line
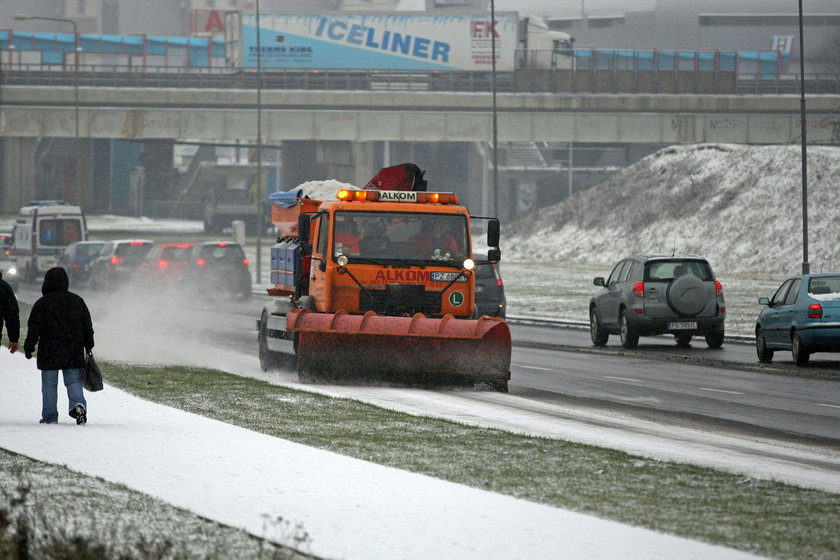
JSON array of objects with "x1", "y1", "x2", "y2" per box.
[
  {"x1": 604, "y1": 376, "x2": 641, "y2": 382},
  {"x1": 699, "y1": 387, "x2": 744, "y2": 395},
  {"x1": 816, "y1": 403, "x2": 840, "y2": 410},
  {"x1": 519, "y1": 365, "x2": 554, "y2": 371}
]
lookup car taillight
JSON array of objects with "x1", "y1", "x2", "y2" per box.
[
  {"x1": 196, "y1": 258, "x2": 206, "y2": 267},
  {"x1": 633, "y1": 282, "x2": 645, "y2": 298},
  {"x1": 242, "y1": 258, "x2": 250, "y2": 265},
  {"x1": 715, "y1": 280, "x2": 723, "y2": 297},
  {"x1": 110, "y1": 256, "x2": 120, "y2": 265},
  {"x1": 159, "y1": 260, "x2": 169, "y2": 268},
  {"x1": 808, "y1": 303, "x2": 823, "y2": 319}
]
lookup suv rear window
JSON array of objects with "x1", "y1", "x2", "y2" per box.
[
  {"x1": 644, "y1": 260, "x2": 712, "y2": 282},
  {"x1": 161, "y1": 246, "x2": 193, "y2": 261}
]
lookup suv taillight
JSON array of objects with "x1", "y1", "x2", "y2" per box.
[
  {"x1": 714, "y1": 280, "x2": 723, "y2": 297},
  {"x1": 633, "y1": 282, "x2": 645, "y2": 298},
  {"x1": 808, "y1": 303, "x2": 823, "y2": 319},
  {"x1": 110, "y1": 256, "x2": 120, "y2": 265}
]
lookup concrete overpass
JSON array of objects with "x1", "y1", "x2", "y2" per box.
[
  {"x1": 2, "y1": 85, "x2": 840, "y2": 214},
  {"x1": 4, "y1": 86, "x2": 840, "y2": 145}
]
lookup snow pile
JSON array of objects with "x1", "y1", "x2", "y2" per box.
[
  {"x1": 504, "y1": 144, "x2": 840, "y2": 276},
  {"x1": 86, "y1": 215, "x2": 203, "y2": 233},
  {"x1": 293, "y1": 179, "x2": 357, "y2": 201}
]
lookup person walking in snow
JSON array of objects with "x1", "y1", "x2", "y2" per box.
[
  {"x1": 0, "y1": 270, "x2": 20, "y2": 355},
  {"x1": 24, "y1": 267, "x2": 95, "y2": 425}
]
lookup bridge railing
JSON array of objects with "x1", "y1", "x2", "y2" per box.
[{"x1": 1, "y1": 61, "x2": 839, "y2": 95}]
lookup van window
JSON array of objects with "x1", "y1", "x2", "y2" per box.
[{"x1": 39, "y1": 219, "x2": 82, "y2": 246}]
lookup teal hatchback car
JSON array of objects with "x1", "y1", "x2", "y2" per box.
[{"x1": 755, "y1": 273, "x2": 840, "y2": 365}]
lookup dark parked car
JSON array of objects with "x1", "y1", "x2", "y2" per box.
[
  {"x1": 473, "y1": 254, "x2": 506, "y2": 318},
  {"x1": 589, "y1": 254, "x2": 726, "y2": 349},
  {"x1": 185, "y1": 241, "x2": 251, "y2": 299},
  {"x1": 755, "y1": 273, "x2": 840, "y2": 366},
  {"x1": 0, "y1": 231, "x2": 12, "y2": 254},
  {"x1": 135, "y1": 242, "x2": 195, "y2": 287},
  {"x1": 59, "y1": 241, "x2": 106, "y2": 286},
  {"x1": 89, "y1": 239, "x2": 154, "y2": 290}
]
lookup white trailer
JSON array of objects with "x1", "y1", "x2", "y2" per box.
[{"x1": 227, "y1": 12, "x2": 572, "y2": 71}]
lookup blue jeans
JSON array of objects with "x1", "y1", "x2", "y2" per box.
[{"x1": 41, "y1": 369, "x2": 86, "y2": 424}]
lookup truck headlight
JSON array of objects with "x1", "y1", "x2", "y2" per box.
[{"x1": 462, "y1": 259, "x2": 475, "y2": 271}]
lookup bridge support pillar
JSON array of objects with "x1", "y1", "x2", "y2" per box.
[
  {"x1": 0, "y1": 138, "x2": 37, "y2": 213},
  {"x1": 281, "y1": 140, "x2": 375, "y2": 189}
]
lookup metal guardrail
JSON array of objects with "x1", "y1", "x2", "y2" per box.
[
  {"x1": 2, "y1": 64, "x2": 839, "y2": 95},
  {"x1": 505, "y1": 314, "x2": 755, "y2": 344}
]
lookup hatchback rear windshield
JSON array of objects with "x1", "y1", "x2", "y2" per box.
[
  {"x1": 808, "y1": 276, "x2": 840, "y2": 298},
  {"x1": 77, "y1": 243, "x2": 104, "y2": 257},
  {"x1": 644, "y1": 260, "x2": 712, "y2": 282},
  {"x1": 161, "y1": 247, "x2": 193, "y2": 261},
  {"x1": 115, "y1": 243, "x2": 153, "y2": 262},
  {"x1": 200, "y1": 244, "x2": 246, "y2": 262}
]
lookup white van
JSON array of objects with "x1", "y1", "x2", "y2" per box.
[{"x1": 11, "y1": 201, "x2": 87, "y2": 281}]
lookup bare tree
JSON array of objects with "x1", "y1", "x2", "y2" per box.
[{"x1": 815, "y1": 29, "x2": 840, "y2": 78}]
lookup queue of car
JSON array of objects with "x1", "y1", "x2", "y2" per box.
[
  {"x1": 52, "y1": 239, "x2": 253, "y2": 300},
  {"x1": 590, "y1": 253, "x2": 840, "y2": 366}
]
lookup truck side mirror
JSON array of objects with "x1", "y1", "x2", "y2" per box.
[
  {"x1": 298, "y1": 214, "x2": 311, "y2": 241},
  {"x1": 487, "y1": 248, "x2": 501, "y2": 263},
  {"x1": 486, "y1": 219, "x2": 500, "y2": 248}
]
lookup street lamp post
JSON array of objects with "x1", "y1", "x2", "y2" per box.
[
  {"x1": 490, "y1": 0, "x2": 499, "y2": 219},
  {"x1": 255, "y1": 0, "x2": 263, "y2": 284},
  {"x1": 15, "y1": 14, "x2": 80, "y2": 196},
  {"x1": 797, "y1": 0, "x2": 809, "y2": 275}
]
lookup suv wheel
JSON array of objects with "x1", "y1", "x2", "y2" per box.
[
  {"x1": 705, "y1": 327, "x2": 725, "y2": 349},
  {"x1": 755, "y1": 328, "x2": 773, "y2": 363},
  {"x1": 791, "y1": 332, "x2": 810, "y2": 366},
  {"x1": 674, "y1": 334, "x2": 692, "y2": 348},
  {"x1": 589, "y1": 307, "x2": 609, "y2": 347},
  {"x1": 619, "y1": 310, "x2": 639, "y2": 350}
]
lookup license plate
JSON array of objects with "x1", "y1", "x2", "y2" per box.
[
  {"x1": 668, "y1": 321, "x2": 697, "y2": 330},
  {"x1": 431, "y1": 272, "x2": 467, "y2": 282}
]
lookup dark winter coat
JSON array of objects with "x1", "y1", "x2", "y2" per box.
[
  {"x1": 24, "y1": 267, "x2": 94, "y2": 370},
  {"x1": 0, "y1": 276, "x2": 20, "y2": 343}
]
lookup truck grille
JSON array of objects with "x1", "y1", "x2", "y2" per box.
[{"x1": 360, "y1": 284, "x2": 442, "y2": 316}]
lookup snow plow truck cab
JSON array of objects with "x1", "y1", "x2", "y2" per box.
[{"x1": 257, "y1": 163, "x2": 511, "y2": 391}]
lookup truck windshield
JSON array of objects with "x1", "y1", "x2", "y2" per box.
[
  {"x1": 333, "y1": 211, "x2": 469, "y2": 265},
  {"x1": 39, "y1": 219, "x2": 82, "y2": 247}
]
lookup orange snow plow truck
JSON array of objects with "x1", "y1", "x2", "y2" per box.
[{"x1": 257, "y1": 163, "x2": 511, "y2": 391}]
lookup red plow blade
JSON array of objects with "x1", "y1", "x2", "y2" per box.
[{"x1": 287, "y1": 310, "x2": 511, "y2": 389}]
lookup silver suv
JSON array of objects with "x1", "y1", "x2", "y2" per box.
[{"x1": 589, "y1": 254, "x2": 726, "y2": 349}]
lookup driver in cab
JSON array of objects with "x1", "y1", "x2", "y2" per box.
[{"x1": 412, "y1": 217, "x2": 460, "y2": 258}]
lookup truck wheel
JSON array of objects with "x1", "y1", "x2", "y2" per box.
[
  {"x1": 619, "y1": 310, "x2": 639, "y2": 350},
  {"x1": 258, "y1": 312, "x2": 283, "y2": 371}
]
